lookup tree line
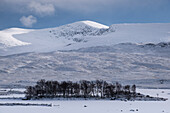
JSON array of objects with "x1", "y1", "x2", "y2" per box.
[{"x1": 25, "y1": 79, "x2": 136, "y2": 99}]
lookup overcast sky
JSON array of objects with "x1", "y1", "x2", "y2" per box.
[{"x1": 0, "y1": 0, "x2": 170, "y2": 30}]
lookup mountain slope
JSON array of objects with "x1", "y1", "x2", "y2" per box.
[
  {"x1": 1, "y1": 21, "x2": 170, "y2": 88},
  {"x1": 1, "y1": 48, "x2": 170, "y2": 88},
  {"x1": 0, "y1": 28, "x2": 32, "y2": 48},
  {"x1": 0, "y1": 21, "x2": 170, "y2": 55}
]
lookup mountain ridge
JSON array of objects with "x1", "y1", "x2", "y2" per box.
[{"x1": 1, "y1": 20, "x2": 170, "y2": 55}]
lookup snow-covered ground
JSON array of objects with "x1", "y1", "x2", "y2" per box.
[
  {"x1": 0, "y1": 88, "x2": 25, "y2": 98},
  {"x1": 0, "y1": 28, "x2": 33, "y2": 48},
  {"x1": 0, "y1": 47, "x2": 170, "y2": 88},
  {"x1": 0, "y1": 88, "x2": 169, "y2": 113},
  {"x1": 1, "y1": 21, "x2": 170, "y2": 55}
]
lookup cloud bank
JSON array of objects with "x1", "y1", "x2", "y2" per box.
[
  {"x1": 28, "y1": 1, "x2": 55, "y2": 16},
  {"x1": 0, "y1": 0, "x2": 156, "y2": 14},
  {"x1": 1, "y1": 0, "x2": 168, "y2": 15}
]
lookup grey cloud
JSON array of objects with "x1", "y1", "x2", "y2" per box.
[
  {"x1": 0, "y1": 0, "x2": 167, "y2": 15},
  {"x1": 0, "y1": 0, "x2": 128, "y2": 15},
  {"x1": 20, "y1": 15, "x2": 37, "y2": 27},
  {"x1": 28, "y1": 1, "x2": 55, "y2": 16}
]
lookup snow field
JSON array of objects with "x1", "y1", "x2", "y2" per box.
[{"x1": 0, "y1": 89, "x2": 170, "y2": 113}]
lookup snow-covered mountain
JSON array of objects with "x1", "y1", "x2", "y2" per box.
[
  {"x1": 0, "y1": 20, "x2": 170, "y2": 55},
  {"x1": 1, "y1": 21, "x2": 170, "y2": 88}
]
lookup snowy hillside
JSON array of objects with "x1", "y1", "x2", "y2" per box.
[
  {"x1": 1, "y1": 44, "x2": 170, "y2": 88},
  {"x1": 0, "y1": 21, "x2": 170, "y2": 55},
  {"x1": 0, "y1": 28, "x2": 32, "y2": 48},
  {"x1": 1, "y1": 21, "x2": 170, "y2": 88}
]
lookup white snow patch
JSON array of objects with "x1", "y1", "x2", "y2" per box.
[
  {"x1": 82, "y1": 20, "x2": 109, "y2": 29},
  {"x1": 0, "y1": 28, "x2": 33, "y2": 47}
]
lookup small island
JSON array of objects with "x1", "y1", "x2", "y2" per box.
[{"x1": 24, "y1": 79, "x2": 167, "y2": 101}]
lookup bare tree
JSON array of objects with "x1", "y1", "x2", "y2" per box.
[{"x1": 25, "y1": 80, "x2": 137, "y2": 100}]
